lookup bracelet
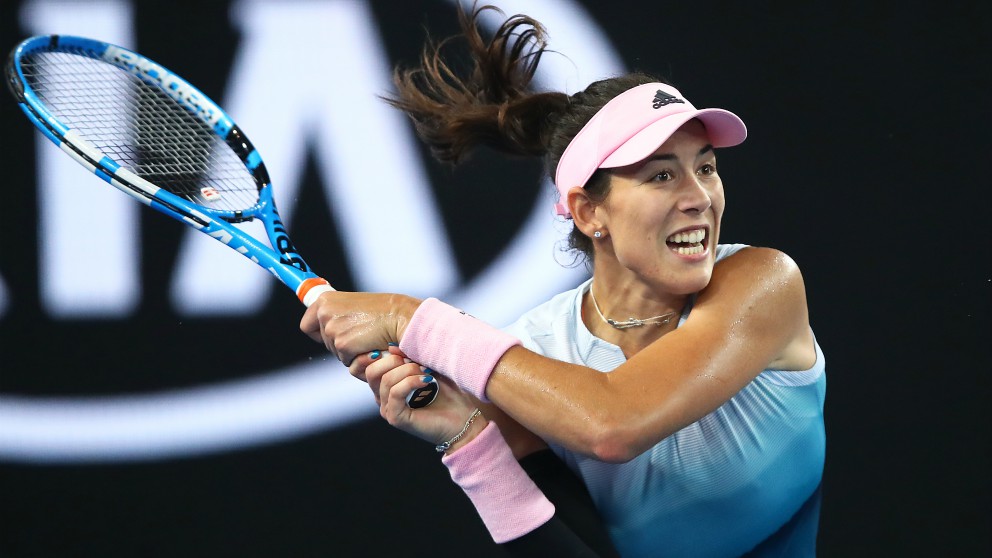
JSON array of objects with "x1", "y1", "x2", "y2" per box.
[{"x1": 436, "y1": 408, "x2": 483, "y2": 453}]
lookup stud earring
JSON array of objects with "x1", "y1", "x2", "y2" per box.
[{"x1": 593, "y1": 231, "x2": 602, "y2": 238}]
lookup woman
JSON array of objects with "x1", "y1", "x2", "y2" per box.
[{"x1": 300, "y1": 5, "x2": 825, "y2": 557}]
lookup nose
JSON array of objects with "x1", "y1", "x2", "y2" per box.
[{"x1": 677, "y1": 175, "x2": 713, "y2": 214}]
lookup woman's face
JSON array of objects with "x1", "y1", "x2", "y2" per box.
[{"x1": 596, "y1": 119, "x2": 724, "y2": 294}]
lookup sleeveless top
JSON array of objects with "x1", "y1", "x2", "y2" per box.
[{"x1": 502, "y1": 244, "x2": 826, "y2": 557}]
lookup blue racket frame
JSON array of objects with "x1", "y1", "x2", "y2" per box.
[
  {"x1": 5, "y1": 34, "x2": 440, "y2": 408},
  {"x1": 6, "y1": 34, "x2": 326, "y2": 302}
]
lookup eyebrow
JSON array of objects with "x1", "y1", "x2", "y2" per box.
[{"x1": 643, "y1": 144, "x2": 715, "y2": 162}]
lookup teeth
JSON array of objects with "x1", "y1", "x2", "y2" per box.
[
  {"x1": 675, "y1": 244, "x2": 704, "y2": 255},
  {"x1": 667, "y1": 229, "x2": 706, "y2": 244}
]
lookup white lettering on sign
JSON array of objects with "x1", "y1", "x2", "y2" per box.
[
  {"x1": 22, "y1": 0, "x2": 139, "y2": 318},
  {"x1": 2, "y1": 0, "x2": 616, "y2": 463}
]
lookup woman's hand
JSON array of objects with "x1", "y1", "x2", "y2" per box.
[
  {"x1": 299, "y1": 291, "x2": 421, "y2": 365},
  {"x1": 367, "y1": 346, "x2": 486, "y2": 452}
]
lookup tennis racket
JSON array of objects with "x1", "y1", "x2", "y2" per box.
[{"x1": 5, "y1": 34, "x2": 439, "y2": 409}]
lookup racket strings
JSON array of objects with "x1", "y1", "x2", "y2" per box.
[{"x1": 22, "y1": 49, "x2": 260, "y2": 212}]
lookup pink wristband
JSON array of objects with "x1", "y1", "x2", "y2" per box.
[
  {"x1": 442, "y1": 421, "x2": 555, "y2": 543},
  {"x1": 400, "y1": 298, "x2": 520, "y2": 402}
]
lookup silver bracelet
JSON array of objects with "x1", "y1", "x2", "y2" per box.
[{"x1": 435, "y1": 408, "x2": 483, "y2": 453}]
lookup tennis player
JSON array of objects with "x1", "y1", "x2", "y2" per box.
[{"x1": 301, "y1": 5, "x2": 825, "y2": 557}]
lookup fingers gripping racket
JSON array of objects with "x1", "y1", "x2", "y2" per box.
[{"x1": 6, "y1": 35, "x2": 439, "y2": 409}]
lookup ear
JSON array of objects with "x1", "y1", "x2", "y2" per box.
[{"x1": 566, "y1": 186, "x2": 605, "y2": 239}]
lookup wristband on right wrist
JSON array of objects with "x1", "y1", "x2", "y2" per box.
[{"x1": 399, "y1": 298, "x2": 521, "y2": 402}]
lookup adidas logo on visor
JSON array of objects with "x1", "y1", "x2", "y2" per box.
[{"x1": 653, "y1": 89, "x2": 685, "y2": 109}]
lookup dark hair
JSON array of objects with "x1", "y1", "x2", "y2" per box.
[{"x1": 384, "y1": 3, "x2": 665, "y2": 261}]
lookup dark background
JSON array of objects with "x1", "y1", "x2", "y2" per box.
[{"x1": 1, "y1": 1, "x2": 989, "y2": 556}]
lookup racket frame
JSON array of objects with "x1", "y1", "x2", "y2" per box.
[
  {"x1": 6, "y1": 34, "x2": 437, "y2": 408},
  {"x1": 6, "y1": 34, "x2": 328, "y2": 303}
]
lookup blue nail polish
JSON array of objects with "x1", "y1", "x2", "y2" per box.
[
  {"x1": 422, "y1": 375, "x2": 434, "y2": 383},
  {"x1": 369, "y1": 351, "x2": 381, "y2": 359},
  {"x1": 387, "y1": 342, "x2": 398, "y2": 347}
]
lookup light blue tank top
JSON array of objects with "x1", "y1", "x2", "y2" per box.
[{"x1": 503, "y1": 244, "x2": 826, "y2": 557}]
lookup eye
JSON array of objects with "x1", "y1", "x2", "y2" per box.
[
  {"x1": 698, "y1": 163, "x2": 716, "y2": 175},
  {"x1": 651, "y1": 169, "x2": 674, "y2": 182}
]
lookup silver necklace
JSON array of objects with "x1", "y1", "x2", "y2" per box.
[{"x1": 588, "y1": 285, "x2": 677, "y2": 329}]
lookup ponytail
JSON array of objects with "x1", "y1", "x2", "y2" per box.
[
  {"x1": 385, "y1": 4, "x2": 568, "y2": 164},
  {"x1": 386, "y1": 3, "x2": 668, "y2": 261}
]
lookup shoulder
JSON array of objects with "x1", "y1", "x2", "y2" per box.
[
  {"x1": 502, "y1": 280, "x2": 589, "y2": 353},
  {"x1": 504, "y1": 282, "x2": 584, "y2": 330},
  {"x1": 712, "y1": 245, "x2": 806, "y2": 288},
  {"x1": 695, "y1": 244, "x2": 810, "y2": 336},
  {"x1": 699, "y1": 245, "x2": 814, "y2": 369}
]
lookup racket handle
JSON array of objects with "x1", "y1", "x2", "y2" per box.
[
  {"x1": 299, "y1": 278, "x2": 336, "y2": 307},
  {"x1": 406, "y1": 373, "x2": 440, "y2": 408},
  {"x1": 298, "y1": 277, "x2": 439, "y2": 409}
]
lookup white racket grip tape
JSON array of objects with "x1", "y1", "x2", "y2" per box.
[
  {"x1": 299, "y1": 279, "x2": 336, "y2": 307},
  {"x1": 442, "y1": 421, "x2": 555, "y2": 543},
  {"x1": 400, "y1": 298, "x2": 521, "y2": 402}
]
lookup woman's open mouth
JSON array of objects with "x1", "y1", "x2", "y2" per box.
[{"x1": 665, "y1": 227, "x2": 707, "y2": 256}]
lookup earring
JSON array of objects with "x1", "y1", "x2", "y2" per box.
[{"x1": 593, "y1": 231, "x2": 602, "y2": 238}]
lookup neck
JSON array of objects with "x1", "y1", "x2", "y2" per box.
[{"x1": 581, "y1": 277, "x2": 686, "y2": 358}]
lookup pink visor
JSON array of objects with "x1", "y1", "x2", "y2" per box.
[{"x1": 553, "y1": 82, "x2": 747, "y2": 217}]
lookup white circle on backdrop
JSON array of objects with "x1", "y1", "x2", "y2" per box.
[{"x1": 0, "y1": 0, "x2": 623, "y2": 463}]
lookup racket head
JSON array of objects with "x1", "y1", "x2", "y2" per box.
[
  {"x1": 5, "y1": 34, "x2": 323, "y2": 296},
  {"x1": 7, "y1": 35, "x2": 268, "y2": 215},
  {"x1": 6, "y1": 34, "x2": 437, "y2": 409}
]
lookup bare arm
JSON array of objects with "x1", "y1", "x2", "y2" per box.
[
  {"x1": 485, "y1": 247, "x2": 814, "y2": 462},
  {"x1": 301, "y1": 247, "x2": 814, "y2": 463}
]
